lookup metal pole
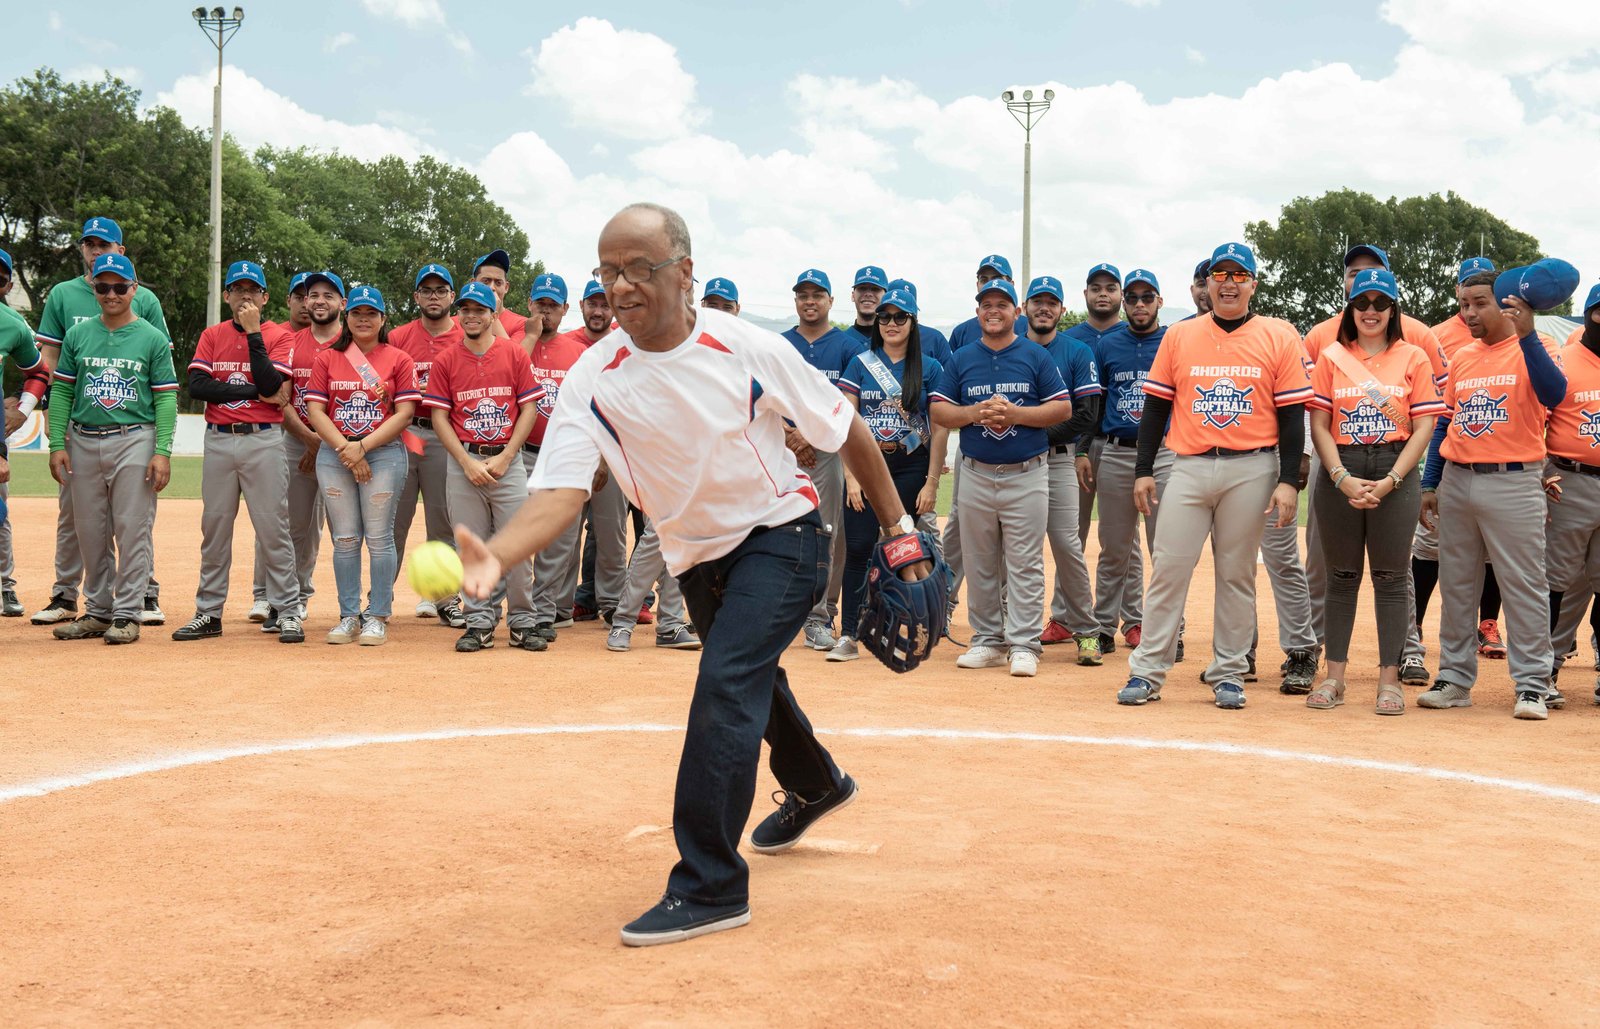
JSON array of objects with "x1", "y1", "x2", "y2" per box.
[
  {"x1": 208, "y1": 29, "x2": 224, "y2": 326},
  {"x1": 1021, "y1": 131, "x2": 1033, "y2": 288}
]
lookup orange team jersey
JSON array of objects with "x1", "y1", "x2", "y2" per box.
[
  {"x1": 1543, "y1": 333, "x2": 1600, "y2": 461},
  {"x1": 188, "y1": 319, "x2": 294, "y2": 425},
  {"x1": 1431, "y1": 313, "x2": 1476, "y2": 362},
  {"x1": 388, "y1": 317, "x2": 465, "y2": 395},
  {"x1": 527, "y1": 332, "x2": 591, "y2": 446},
  {"x1": 1303, "y1": 312, "x2": 1447, "y2": 388},
  {"x1": 422, "y1": 339, "x2": 544, "y2": 447},
  {"x1": 1308, "y1": 341, "x2": 1445, "y2": 445},
  {"x1": 1143, "y1": 313, "x2": 1313, "y2": 454},
  {"x1": 1438, "y1": 332, "x2": 1558, "y2": 464}
]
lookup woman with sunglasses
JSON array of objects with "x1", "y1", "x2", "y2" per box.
[
  {"x1": 304, "y1": 285, "x2": 420, "y2": 646},
  {"x1": 827, "y1": 288, "x2": 948, "y2": 661},
  {"x1": 1306, "y1": 268, "x2": 1443, "y2": 714}
]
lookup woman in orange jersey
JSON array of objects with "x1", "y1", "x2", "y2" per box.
[{"x1": 1307, "y1": 269, "x2": 1444, "y2": 714}]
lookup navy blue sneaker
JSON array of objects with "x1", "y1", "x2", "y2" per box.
[
  {"x1": 749, "y1": 774, "x2": 858, "y2": 854},
  {"x1": 1117, "y1": 676, "x2": 1160, "y2": 705},
  {"x1": 1213, "y1": 681, "x2": 1247, "y2": 710},
  {"x1": 620, "y1": 893, "x2": 751, "y2": 947}
]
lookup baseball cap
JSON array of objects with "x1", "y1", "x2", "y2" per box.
[
  {"x1": 794, "y1": 268, "x2": 832, "y2": 294},
  {"x1": 288, "y1": 271, "x2": 312, "y2": 294},
  {"x1": 1457, "y1": 256, "x2": 1496, "y2": 283},
  {"x1": 976, "y1": 279, "x2": 1019, "y2": 304},
  {"x1": 456, "y1": 282, "x2": 498, "y2": 312},
  {"x1": 1086, "y1": 263, "x2": 1121, "y2": 285},
  {"x1": 0, "y1": 247, "x2": 12, "y2": 275},
  {"x1": 886, "y1": 277, "x2": 918, "y2": 297},
  {"x1": 303, "y1": 271, "x2": 346, "y2": 297},
  {"x1": 1026, "y1": 275, "x2": 1065, "y2": 302},
  {"x1": 91, "y1": 253, "x2": 136, "y2": 281},
  {"x1": 1343, "y1": 244, "x2": 1390, "y2": 269},
  {"x1": 80, "y1": 216, "x2": 123, "y2": 245},
  {"x1": 473, "y1": 249, "x2": 511, "y2": 274},
  {"x1": 703, "y1": 277, "x2": 739, "y2": 303},
  {"x1": 1347, "y1": 267, "x2": 1398, "y2": 301},
  {"x1": 1585, "y1": 283, "x2": 1600, "y2": 314},
  {"x1": 1192, "y1": 259, "x2": 1212, "y2": 281},
  {"x1": 878, "y1": 288, "x2": 918, "y2": 317},
  {"x1": 414, "y1": 263, "x2": 453, "y2": 289},
  {"x1": 1493, "y1": 258, "x2": 1580, "y2": 312},
  {"x1": 225, "y1": 260, "x2": 267, "y2": 289},
  {"x1": 582, "y1": 279, "x2": 606, "y2": 300},
  {"x1": 1124, "y1": 268, "x2": 1160, "y2": 292},
  {"x1": 529, "y1": 273, "x2": 568, "y2": 303},
  {"x1": 978, "y1": 254, "x2": 1013, "y2": 278},
  {"x1": 1210, "y1": 242, "x2": 1257, "y2": 276},
  {"x1": 853, "y1": 265, "x2": 889, "y2": 290},
  {"x1": 346, "y1": 284, "x2": 385, "y2": 313}
]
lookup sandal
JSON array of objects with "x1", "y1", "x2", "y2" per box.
[
  {"x1": 1306, "y1": 679, "x2": 1345, "y2": 710},
  {"x1": 1375, "y1": 684, "x2": 1405, "y2": 716}
]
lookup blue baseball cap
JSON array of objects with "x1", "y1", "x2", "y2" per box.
[
  {"x1": 529, "y1": 273, "x2": 568, "y2": 303},
  {"x1": 0, "y1": 247, "x2": 12, "y2": 275},
  {"x1": 1210, "y1": 242, "x2": 1257, "y2": 276},
  {"x1": 91, "y1": 253, "x2": 136, "y2": 281},
  {"x1": 886, "y1": 277, "x2": 917, "y2": 297},
  {"x1": 225, "y1": 260, "x2": 267, "y2": 289},
  {"x1": 80, "y1": 216, "x2": 123, "y2": 244},
  {"x1": 1026, "y1": 275, "x2": 1065, "y2": 302},
  {"x1": 1585, "y1": 283, "x2": 1600, "y2": 314},
  {"x1": 1457, "y1": 256, "x2": 1496, "y2": 283},
  {"x1": 1124, "y1": 268, "x2": 1160, "y2": 292},
  {"x1": 415, "y1": 263, "x2": 453, "y2": 289},
  {"x1": 456, "y1": 282, "x2": 498, "y2": 312},
  {"x1": 794, "y1": 268, "x2": 832, "y2": 294},
  {"x1": 976, "y1": 279, "x2": 1019, "y2": 304},
  {"x1": 1086, "y1": 263, "x2": 1121, "y2": 285},
  {"x1": 1343, "y1": 244, "x2": 1390, "y2": 269},
  {"x1": 978, "y1": 254, "x2": 1013, "y2": 278},
  {"x1": 1348, "y1": 267, "x2": 1398, "y2": 301},
  {"x1": 703, "y1": 277, "x2": 739, "y2": 302},
  {"x1": 853, "y1": 265, "x2": 889, "y2": 290},
  {"x1": 472, "y1": 249, "x2": 511, "y2": 274},
  {"x1": 582, "y1": 278, "x2": 606, "y2": 300},
  {"x1": 1193, "y1": 259, "x2": 1212, "y2": 281},
  {"x1": 288, "y1": 271, "x2": 312, "y2": 294},
  {"x1": 303, "y1": 270, "x2": 345, "y2": 297},
  {"x1": 878, "y1": 288, "x2": 918, "y2": 317},
  {"x1": 346, "y1": 285, "x2": 385, "y2": 313}
]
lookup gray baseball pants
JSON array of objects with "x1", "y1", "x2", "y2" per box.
[
  {"x1": 52, "y1": 465, "x2": 159, "y2": 604},
  {"x1": 196, "y1": 425, "x2": 298, "y2": 618},
  {"x1": 1257, "y1": 514, "x2": 1318, "y2": 654},
  {"x1": 0, "y1": 481, "x2": 14, "y2": 591},
  {"x1": 1092, "y1": 443, "x2": 1172, "y2": 638},
  {"x1": 447, "y1": 455, "x2": 535, "y2": 631},
  {"x1": 66, "y1": 425, "x2": 158, "y2": 622},
  {"x1": 522, "y1": 448, "x2": 583, "y2": 624},
  {"x1": 608, "y1": 518, "x2": 689, "y2": 634},
  {"x1": 1046, "y1": 450, "x2": 1097, "y2": 636},
  {"x1": 393, "y1": 424, "x2": 453, "y2": 572},
  {"x1": 252, "y1": 433, "x2": 323, "y2": 613},
  {"x1": 1544, "y1": 462, "x2": 1600, "y2": 674},
  {"x1": 573, "y1": 466, "x2": 629, "y2": 614},
  {"x1": 942, "y1": 449, "x2": 965, "y2": 607},
  {"x1": 807, "y1": 448, "x2": 846, "y2": 628},
  {"x1": 958, "y1": 454, "x2": 1050, "y2": 655}
]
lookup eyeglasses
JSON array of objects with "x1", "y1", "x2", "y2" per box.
[
  {"x1": 592, "y1": 255, "x2": 686, "y2": 288},
  {"x1": 1125, "y1": 292, "x2": 1159, "y2": 306},
  {"x1": 1209, "y1": 270, "x2": 1253, "y2": 284},
  {"x1": 416, "y1": 287, "x2": 452, "y2": 299},
  {"x1": 93, "y1": 282, "x2": 134, "y2": 296},
  {"x1": 876, "y1": 311, "x2": 913, "y2": 325},
  {"x1": 1351, "y1": 295, "x2": 1394, "y2": 313}
]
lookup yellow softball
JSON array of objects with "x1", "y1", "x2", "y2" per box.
[{"x1": 407, "y1": 540, "x2": 464, "y2": 601}]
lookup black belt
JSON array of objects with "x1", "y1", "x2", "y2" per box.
[
  {"x1": 1449, "y1": 460, "x2": 1527, "y2": 473},
  {"x1": 522, "y1": 443, "x2": 540, "y2": 455},
  {"x1": 71, "y1": 421, "x2": 148, "y2": 438},
  {"x1": 1551, "y1": 456, "x2": 1600, "y2": 477},
  {"x1": 411, "y1": 416, "x2": 433, "y2": 430},
  {"x1": 879, "y1": 441, "x2": 917, "y2": 454},
  {"x1": 1195, "y1": 445, "x2": 1274, "y2": 458},
  {"x1": 1336, "y1": 440, "x2": 1405, "y2": 454},
  {"x1": 1051, "y1": 443, "x2": 1073, "y2": 455},
  {"x1": 1102, "y1": 434, "x2": 1138, "y2": 449},
  {"x1": 206, "y1": 421, "x2": 274, "y2": 434},
  {"x1": 465, "y1": 442, "x2": 508, "y2": 456}
]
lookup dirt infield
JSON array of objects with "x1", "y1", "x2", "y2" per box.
[{"x1": 3, "y1": 495, "x2": 1597, "y2": 1026}]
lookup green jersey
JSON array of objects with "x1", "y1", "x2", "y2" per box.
[
  {"x1": 55, "y1": 316, "x2": 178, "y2": 427},
  {"x1": 35, "y1": 275, "x2": 171, "y2": 346},
  {"x1": 0, "y1": 304, "x2": 42, "y2": 372}
]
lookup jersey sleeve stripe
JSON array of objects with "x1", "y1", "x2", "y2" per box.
[
  {"x1": 1071, "y1": 384, "x2": 1104, "y2": 398},
  {"x1": 1141, "y1": 379, "x2": 1175, "y2": 399},
  {"x1": 515, "y1": 387, "x2": 542, "y2": 403},
  {"x1": 272, "y1": 361, "x2": 292, "y2": 375},
  {"x1": 928, "y1": 390, "x2": 957, "y2": 404},
  {"x1": 152, "y1": 382, "x2": 179, "y2": 392},
  {"x1": 1306, "y1": 393, "x2": 1333, "y2": 412},
  {"x1": 1274, "y1": 386, "x2": 1315, "y2": 405},
  {"x1": 421, "y1": 396, "x2": 451, "y2": 410},
  {"x1": 303, "y1": 388, "x2": 330, "y2": 402},
  {"x1": 188, "y1": 358, "x2": 213, "y2": 370},
  {"x1": 1409, "y1": 400, "x2": 1447, "y2": 417},
  {"x1": 52, "y1": 370, "x2": 77, "y2": 383}
]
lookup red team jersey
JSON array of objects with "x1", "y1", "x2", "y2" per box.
[
  {"x1": 422, "y1": 339, "x2": 544, "y2": 447},
  {"x1": 1303, "y1": 312, "x2": 1448, "y2": 388},
  {"x1": 527, "y1": 333, "x2": 591, "y2": 447},
  {"x1": 1308, "y1": 341, "x2": 1445, "y2": 445},
  {"x1": 189, "y1": 319, "x2": 295, "y2": 425},
  {"x1": 1144, "y1": 314, "x2": 1313, "y2": 454},
  {"x1": 286, "y1": 327, "x2": 336, "y2": 422},
  {"x1": 552, "y1": 326, "x2": 608, "y2": 350},
  {"x1": 388, "y1": 318, "x2": 465, "y2": 395},
  {"x1": 1438, "y1": 334, "x2": 1557, "y2": 464},
  {"x1": 305, "y1": 343, "x2": 420, "y2": 438},
  {"x1": 1543, "y1": 332, "x2": 1600, "y2": 462}
]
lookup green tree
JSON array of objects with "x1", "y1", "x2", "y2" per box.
[
  {"x1": 1243, "y1": 189, "x2": 1552, "y2": 329},
  {"x1": 1058, "y1": 310, "x2": 1087, "y2": 331}
]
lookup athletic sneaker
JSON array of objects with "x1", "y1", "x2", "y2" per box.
[
  {"x1": 358, "y1": 617, "x2": 387, "y2": 646},
  {"x1": 277, "y1": 614, "x2": 305, "y2": 644},
  {"x1": 509, "y1": 627, "x2": 549, "y2": 652},
  {"x1": 956, "y1": 645, "x2": 1007, "y2": 669},
  {"x1": 3, "y1": 589, "x2": 26, "y2": 617},
  {"x1": 456, "y1": 626, "x2": 495, "y2": 653},
  {"x1": 1096, "y1": 632, "x2": 1116, "y2": 656},
  {"x1": 533, "y1": 621, "x2": 558, "y2": 643},
  {"x1": 104, "y1": 617, "x2": 140, "y2": 645},
  {"x1": 437, "y1": 597, "x2": 467, "y2": 629},
  {"x1": 637, "y1": 604, "x2": 655, "y2": 626},
  {"x1": 1010, "y1": 649, "x2": 1039, "y2": 677},
  {"x1": 1417, "y1": 681, "x2": 1473, "y2": 709},
  {"x1": 1478, "y1": 619, "x2": 1506, "y2": 658},
  {"x1": 1123, "y1": 623, "x2": 1142, "y2": 649},
  {"x1": 1280, "y1": 649, "x2": 1317, "y2": 695},
  {"x1": 30, "y1": 595, "x2": 77, "y2": 625},
  {"x1": 1175, "y1": 635, "x2": 1186, "y2": 662},
  {"x1": 414, "y1": 599, "x2": 438, "y2": 619},
  {"x1": 1545, "y1": 682, "x2": 1566, "y2": 710},
  {"x1": 1117, "y1": 676, "x2": 1160, "y2": 705},
  {"x1": 620, "y1": 894, "x2": 751, "y2": 948},
  {"x1": 1398, "y1": 658, "x2": 1431, "y2": 687},
  {"x1": 826, "y1": 637, "x2": 860, "y2": 662},
  {"x1": 607, "y1": 627, "x2": 632, "y2": 652},
  {"x1": 1245, "y1": 652, "x2": 1258, "y2": 683},
  {"x1": 171, "y1": 614, "x2": 223, "y2": 641},
  {"x1": 551, "y1": 614, "x2": 575, "y2": 630},
  {"x1": 52, "y1": 614, "x2": 111, "y2": 640},
  {"x1": 1075, "y1": 635, "x2": 1103, "y2": 667},
  {"x1": 1513, "y1": 691, "x2": 1548, "y2": 720},
  {"x1": 803, "y1": 621, "x2": 835, "y2": 651},
  {"x1": 656, "y1": 626, "x2": 702, "y2": 650},
  {"x1": 139, "y1": 598, "x2": 165, "y2": 626},
  {"x1": 571, "y1": 603, "x2": 599, "y2": 623},
  {"x1": 1213, "y1": 681, "x2": 1247, "y2": 710},
  {"x1": 749, "y1": 774, "x2": 858, "y2": 853},
  {"x1": 247, "y1": 599, "x2": 271, "y2": 623},
  {"x1": 1040, "y1": 620, "x2": 1072, "y2": 645},
  {"x1": 326, "y1": 616, "x2": 361, "y2": 645},
  {"x1": 261, "y1": 607, "x2": 280, "y2": 634}
]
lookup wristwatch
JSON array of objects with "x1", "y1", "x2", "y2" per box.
[{"x1": 880, "y1": 513, "x2": 916, "y2": 538}]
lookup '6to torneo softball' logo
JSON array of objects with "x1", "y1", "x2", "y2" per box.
[
  {"x1": 1578, "y1": 410, "x2": 1600, "y2": 447},
  {"x1": 536, "y1": 378, "x2": 560, "y2": 419},
  {"x1": 1338, "y1": 399, "x2": 1394, "y2": 445},
  {"x1": 1192, "y1": 378, "x2": 1254, "y2": 430},
  {"x1": 463, "y1": 397, "x2": 511, "y2": 442},
  {"x1": 1454, "y1": 389, "x2": 1508, "y2": 439},
  {"x1": 334, "y1": 391, "x2": 384, "y2": 436},
  {"x1": 221, "y1": 371, "x2": 253, "y2": 410},
  {"x1": 84, "y1": 368, "x2": 139, "y2": 411}
]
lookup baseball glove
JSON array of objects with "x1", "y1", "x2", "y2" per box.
[{"x1": 856, "y1": 531, "x2": 950, "y2": 673}]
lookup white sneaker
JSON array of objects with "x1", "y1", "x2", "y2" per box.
[
  {"x1": 326, "y1": 616, "x2": 361, "y2": 645},
  {"x1": 358, "y1": 616, "x2": 387, "y2": 646},
  {"x1": 415, "y1": 599, "x2": 438, "y2": 618},
  {"x1": 1417, "y1": 682, "x2": 1472, "y2": 709},
  {"x1": 247, "y1": 599, "x2": 271, "y2": 623},
  {"x1": 1009, "y1": 650, "x2": 1039, "y2": 677},
  {"x1": 956, "y1": 645, "x2": 1008, "y2": 669},
  {"x1": 139, "y1": 599, "x2": 165, "y2": 626},
  {"x1": 826, "y1": 637, "x2": 860, "y2": 662}
]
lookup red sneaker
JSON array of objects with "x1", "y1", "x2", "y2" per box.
[
  {"x1": 1478, "y1": 618, "x2": 1506, "y2": 658},
  {"x1": 637, "y1": 604, "x2": 655, "y2": 625},
  {"x1": 572, "y1": 603, "x2": 599, "y2": 623},
  {"x1": 1123, "y1": 623, "x2": 1142, "y2": 649},
  {"x1": 1041, "y1": 620, "x2": 1072, "y2": 645}
]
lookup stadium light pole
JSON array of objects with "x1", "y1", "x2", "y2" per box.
[
  {"x1": 192, "y1": 5, "x2": 245, "y2": 326},
  {"x1": 1001, "y1": 88, "x2": 1055, "y2": 287}
]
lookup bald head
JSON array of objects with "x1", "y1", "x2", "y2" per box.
[
  {"x1": 603, "y1": 202, "x2": 692, "y2": 261},
  {"x1": 596, "y1": 202, "x2": 697, "y2": 350}
]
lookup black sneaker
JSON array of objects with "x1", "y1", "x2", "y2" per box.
[
  {"x1": 171, "y1": 614, "x2": 223, "y2": 641},
  {"x1": 1245, "y1": 651, "x2": 1257, "y2": 683},
  {"x1": 437, "y1": 597, "x2": 467, "y2": 629},
  {"x1": 1096, "y1": 632, "x2": 1116, "y2": 656},
  {"x1": 509, "y1": 627, "x2": 548, "y2": 652},
  {"x1": 1280, "y1": 649, "x2": 1317, "y2": 695},
  {"x1": 455, "y1": 626, "x2": 494, "y2": 652},
  {"x1": 749, "y1": 774, "x2": 859, "y2": 854},
  {"x1": 1, "y1": 589, "x2": 22, "y2": 617},
  {"x1": 277, "y1": 613, "x2": 306, "y2": 644},
  {"x1": 620, "y1": 893, "x2": 751, "y2": 948},
  {"x1": 260, "y1": 606, "x2": 281, "y2": 634},
  {"x1": 1546, "y1": 680, "x2": 1567, "y2": 710},
  {"x1": 533, "y1": 621, "x2": 557, "y2": 643}
]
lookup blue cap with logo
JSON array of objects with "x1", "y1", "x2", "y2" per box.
[
  {"x1": 1086, "y1": 263, "x2": 1121, "y2": 285},
  {"x1": 346, "y1": 285, "x2": 385, "y2": 313},
  {"x1": 878, "y1": 288, "x2": 918, "y2": 317},
  {"x1": 582, "y1": 279, "x2": 606, "y2": 300},
  {"x1": 977, "y1": 279, "x2": 1019, "y2": 304},
  {"x1": 80, "y1": 216, "x2": 123, "y2": 245},
  {"x1": 529, "y1": 273, "x2": 568, "y2": 303},
  {"x1": 1343, "y1": 244, "x2": 1390, "y2": 270},
  {"x1": 1193, "y1": 259, "x2": 1212, "y2": 281},
  {"x1": 703, "y1": 277, "x2": 739, "y2": 302},
  {"x1": 288, "y1": 271, "x2": 312, "y2": 294},
  {"x1": 456, "y1": 282, "x2": 498, "y2": 312},
  {"x1": 1210, "y1": 242, "x2": 1257, "y2": 276},
  {"x1": 1583, "y1": 282, "x2": 1600, "y2": 314},
  {"x1": 1124, "y1": 268, "x2": 1160, "y2": 292},
  {"x1": 473, "y1": 249, "x2": 511, "y2": 274},
  {"x1": 1348, "y1": 267, "x2": 1398, "y2": 301},
  {"x1": 978, "y1": 254, "x2": 1013, "y2": 278},
  {"x1": 794, "y1": 268, "x2": 832, "y2": 294},
  {"x1": 853, "y1": 265, "x2": 889, "y2": 290},
  {"x1": 886, "y1": 277, "x2": 918, "y2": 297},
  {"x1": 304, "y1": 270, "x2": 345, "y2": 297},
  {"x1": 1457, "y1": 256, "x2": 1495, "y2": 283},
  {"x1": 415, "y1": 263, "x2": 453, "y2": 289},
  {"x1": 225, "y1": 260, "x2": 267, "y2": 289},
  {"x1": 91, "y1": 253, "x2": 136, "y2": 281},
  {"x1": 0, "y1": 247, "x2": 12, "y2": 275},
  {"x1": 1026, "y1": 275, "x2": 1064, "y2": 302}
]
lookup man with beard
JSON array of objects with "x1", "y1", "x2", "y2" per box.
[
  {"x1": 559, "y1": 278, "x2": 615, "y2": 344},
  {"x1": 841, "y1": 265, "x2": 888, "y2": 349}
]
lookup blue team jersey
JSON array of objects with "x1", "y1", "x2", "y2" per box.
[
  {"x1": 1063, "y1": 319, "x2": 1125, "y2": 358},
  {"x1": 1096, "y1": 323, "x2": 1167, "y2": 438},
  {"x1": 843, "y1": 323, "x2": 951, "y2": 367},
  {"x1": 839, "y1": 351, "x2": 943, "y2": 450},
  {"x1": 1038, "y1": 332, "x2": 1103, "y2": 400},
  {"x1": 930, "y1": 338, "x2": 1069, "y2": 464},
  {"x1": 782, "y1": 326, "x2": 863, "y2": 383},
  {"x1": 948, "y1": 314, "x2": 1028, "y2": 351}
]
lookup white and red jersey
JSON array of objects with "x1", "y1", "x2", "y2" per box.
[
  {"x1": 389, "y1": 317, "x2": 464, "y2": 395},
  {"x1": 527, "y1": 333, "x2": 590, "y2": 446},
  {"x1": 305, "y1": 343, "x2": 420, "y2": 438},
  {"x1": 530, "y1": 307, "x2": 854, "y2": 575},
  {"x1": 189, "y1": 319, "x2": 294, "y2": 425},
  {"x1": 423, "y1": 339, "x2": 543, "y2": 447},
  {"x1": 286, "y1": 327, "x2": 337, "y2": 422}
]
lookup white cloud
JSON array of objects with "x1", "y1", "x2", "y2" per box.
[
  {"x1": 525, "y1": 18, "x2": 704, "y2": 141},
  {"x1": 1184, "y1": 46, "x2": 1205, "y2": 64},
  {"x1": 324, "y1": 31, "x2": 356, "y2": 54},
  {"x1": 1380, "y1": 0, "x2": 1600, "y2": 75},
  {"x1": 356, "y1": 0, "x2": 472, "y2": 56}
]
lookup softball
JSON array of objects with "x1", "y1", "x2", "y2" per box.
[{"x1": 407, "y1": 540, "x2": 464, "y2": 601}]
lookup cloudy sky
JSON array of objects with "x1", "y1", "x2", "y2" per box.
[{"x1": 5, "y1": 0, "x2": 1599, "y2": 328}]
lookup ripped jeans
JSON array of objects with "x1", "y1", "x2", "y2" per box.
[{"x1": 317, "y1": 439, "x2": 406, "y2": 619}]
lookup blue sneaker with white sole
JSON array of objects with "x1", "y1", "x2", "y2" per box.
[
  {"x1": 1117, "y1": 676, "x2": 1160, "y2": 705},
  {"x1": 1213, "y1": 681, "x2": 1247, "y2": 709}
]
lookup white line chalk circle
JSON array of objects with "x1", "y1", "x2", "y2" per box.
[{"x1": 3, "y1": 723, "x2": 1600, "y2": 810}]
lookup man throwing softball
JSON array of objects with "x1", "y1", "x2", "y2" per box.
[{"x1": 456, "y1": 203, "x2": 930, "y2": 947}]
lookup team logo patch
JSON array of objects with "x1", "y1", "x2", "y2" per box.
[
  {"x1": 1192, "y1": 378, "x2": 1254, "y2": 429},
  {"x1": 415, "y1": 366, "x2": 431, "y2": 391},
  {"x1": 463, "y1": 397, "x2": 512, "y2": 442},
  {"x1": 864, "y1": 398, "x2": 908, "y2": 443},
  {"x1": 1579, "y1": 410, "x2": 1600, "y2": 448},
  {"x1": 536, "y1": 377, "x2": 560, "y2": 418},
  {"x1": 1115, "y1": 385, "x2": 1145, "y2": 422},
  {"x1": 1454, "y1": 388, "x2": 1509, "y2": 439},
  {"x1": 84, "y1": 368, "x2": 139, "y2": 411},
  {"x1": 221, "y1": 371, "x2": 254, "y2": 410},
  {"x1": 334, "y1": 390, "x2": 385, "y2": 436},
  {"x1": 1338, "y1": 399, "x2": 1394, "y2": 445}
]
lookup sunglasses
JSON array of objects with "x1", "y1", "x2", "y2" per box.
[
  {"x1": 876, "y1": 311, "x2": 913, "y2": 325},
  {"x1": 1209, "y1": 270, "x2": 1253, "y2": 284},
  {"x1": 93, "y1": 282, "x2": 134, "y2": 296},
  {"x1": 1125, "y1": 292, "x2": 1159, "y2": 306},
  {"x1": 1351, "y1": 295, "x2": 1394, "y2": 313}
]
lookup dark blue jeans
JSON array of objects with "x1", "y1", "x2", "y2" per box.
[
  {"x1": 841, "y1": 447, "x2": 927, "y2": 637},
  {"x1": 669, "y1": 510, "x2": 845, "y2": 905}
]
